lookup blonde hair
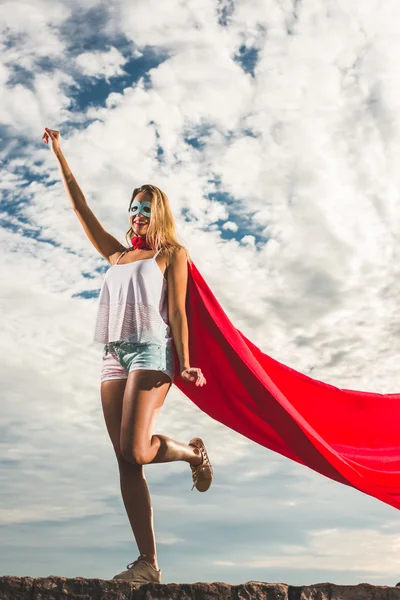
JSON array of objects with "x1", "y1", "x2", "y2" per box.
[{"x1": 125, "y1": 184, "x2": 192, "y2": 264}]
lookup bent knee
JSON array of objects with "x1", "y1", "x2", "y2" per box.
[{"x1": 120, "y1": 446, "x2": 148, "y2": 465}]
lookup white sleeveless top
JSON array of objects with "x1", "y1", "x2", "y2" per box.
[{"x1": 93, "y1": 248, "x2": 172, "y2": 346}]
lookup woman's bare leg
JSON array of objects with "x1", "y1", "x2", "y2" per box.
[
  {"x1": 117, "y1": 458, "x2": 159, "y2": 568},
  {"x1": 119, "y1": 370, "x2": 203, "y2": 467},
  {"x1": 101, "y1": 378, "x2": 160, "y2": 569},
  {"x1": 112, "y1": 369, "x2": 202, "y2": 571},
  {"x1": 146, "y1": 434, "x2": 203, "y2": 464}
]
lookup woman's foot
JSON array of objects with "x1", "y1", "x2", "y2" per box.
[
  {"x1": 188, "y1": 437, "x2": 213, "y2": 492},
  {"x1": 112, "y1": 553, "x2": 162, "y2": 584}
]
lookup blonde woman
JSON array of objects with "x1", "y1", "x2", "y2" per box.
[{"x1": 42, "y1": 127, "x2": 213, "y2": 585}]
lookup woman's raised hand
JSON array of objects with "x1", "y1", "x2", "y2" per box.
[
  {"x1": 42, "y1": 128, "x2": 61, "y2": 155},
  {"x1": 180, "y1": 367, "x2": 207, "y2": 386}
]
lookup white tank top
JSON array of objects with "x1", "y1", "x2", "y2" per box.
[{"x1": 93, "y1": 248, "x2": 172, "y2": 346}]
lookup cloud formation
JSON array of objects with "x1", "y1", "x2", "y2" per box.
[{"x1": 1, "y1": 0, "x2": 400, "y2": 587}]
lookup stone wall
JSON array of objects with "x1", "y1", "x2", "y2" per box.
[{"x1": 1, "y1": 577, "x2": 400, "y2": 600}]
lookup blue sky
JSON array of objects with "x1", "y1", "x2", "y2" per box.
[{"x1": 2, "y1": 0, "x2": 400, "y2": 587}]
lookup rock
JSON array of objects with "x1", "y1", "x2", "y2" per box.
[{"x1": 0, "y1": 577, "x2": 400, "y2": 600}]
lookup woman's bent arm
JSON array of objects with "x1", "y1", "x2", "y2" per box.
[
  {"x1": 54, "y1": 149, "x2": 125, "y2": 261},
  {"x1": 43, "y1": 128, "x2": 124, "y2": 262}
]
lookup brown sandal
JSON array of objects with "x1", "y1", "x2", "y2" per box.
[{"x1": 188, "y1": 437, "x2": 213, "y2": 492}]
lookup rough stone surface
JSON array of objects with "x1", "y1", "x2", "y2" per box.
[{"x1": 0, "y1": 577, "x2": 400, "y2": 600}]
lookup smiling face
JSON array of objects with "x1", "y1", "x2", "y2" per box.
[{"x1": 129, "y1": 191, "x2": 152, "y2": 237}]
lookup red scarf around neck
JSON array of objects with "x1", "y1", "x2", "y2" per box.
[{"x1": 130, "y1": 235, "x2": 153, "y2": 250}]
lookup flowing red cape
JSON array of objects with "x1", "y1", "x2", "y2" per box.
[{"x1": 171, "y1": 260, "x2": 400, "y2": 511}]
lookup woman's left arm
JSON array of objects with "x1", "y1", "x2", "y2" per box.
[{"x1": 167, "y1": 247, "x2": 191, "y2": 373}]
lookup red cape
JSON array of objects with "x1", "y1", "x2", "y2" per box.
[{"x1": 172, "y1": 260, "x2": 400, "y2": 512}]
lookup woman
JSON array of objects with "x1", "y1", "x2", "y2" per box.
[{"x1": 42, "y1": 127, "x2": 213, "y2": 585}]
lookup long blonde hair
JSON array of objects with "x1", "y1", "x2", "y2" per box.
[{"x1": 125, "y1": 184, "x2": 192, "y2": 264}]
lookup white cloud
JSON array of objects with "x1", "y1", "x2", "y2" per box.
[
  {"x1": 241, "y1": 234, "x2": 256, "y2": 246},
  {"x1": 0, "y1": 69, "x2": 73, "y2": 133},
  {"x1": 75, "y1": 47, "x2": 128, "y2": 81},
  {"x1": 222, "y1": 221, "x2": 239, "y2": 232},
  {"x1": 246, "y1": 528, "x2": 400, "y2": 575},
  {"x1": 110, "y1": 0, "x2": 218, "y2": 48},
  {"x1": 0, "y1": 0, "x2": 69, "y2": 69}
]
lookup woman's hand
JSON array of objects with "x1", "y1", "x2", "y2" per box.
[
  {"x1": 180, "y1": 367, "x2": 207, "y2": 386},
  {"x1": 42, "y1": 127, "x2": 61, "y2": 155}
]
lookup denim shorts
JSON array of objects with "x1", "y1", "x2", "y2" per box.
[{"x1": 101, "y1": 341, "x2": 175, "y2": 383}]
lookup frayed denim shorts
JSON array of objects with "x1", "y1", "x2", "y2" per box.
[{"x1": 101, "y1": 341, "x2": 175, "y2": 383}]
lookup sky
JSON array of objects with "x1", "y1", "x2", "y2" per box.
[{"x1": 2, "y1": 0, "x2": 400, "y2": 587}]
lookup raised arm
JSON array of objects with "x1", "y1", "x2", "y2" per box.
[{"x1": 42, "y1": 127, "x2": 125, "y2": 264}]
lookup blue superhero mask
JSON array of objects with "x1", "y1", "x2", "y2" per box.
[{"x1": 129, "y1": 199, "x2": 152, "y2": 219}]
